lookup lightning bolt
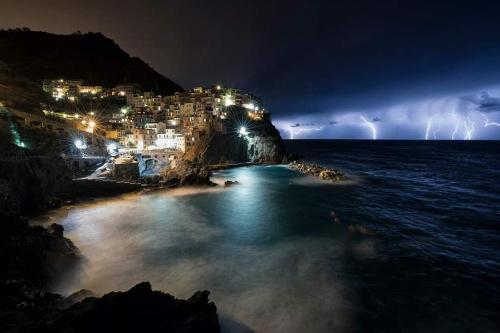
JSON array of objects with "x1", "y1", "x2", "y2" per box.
[
  {"x1": 425, "y1": 118, "x2": 432, "y2": 140},
  {"x1": 451, "y1": 120, "x2": 460, "y2": 140},
  {"x1": 360, "y1": 115, "x2": 377, "y2": 140},
  {"x1": 479, "y1": 112, "x2": 500, "y2": 127},
  {"x1": 464, "y1": 118, "x2": 474, "y2": 140}
]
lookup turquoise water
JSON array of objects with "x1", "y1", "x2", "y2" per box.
[{"x1": 44, "y1": 141, "x2": 500, "y2": 332}]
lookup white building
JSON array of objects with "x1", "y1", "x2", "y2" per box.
[
  {"x1": 155, "y1": 128, "x2": 186, "y2": 152},
  {"x1": 145, "y1": 122, "x2": 166, "y2": 133}
]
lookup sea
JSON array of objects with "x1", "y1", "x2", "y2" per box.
[{"x1": 40, "y1": 140, "x2": 500, "y2": 332}]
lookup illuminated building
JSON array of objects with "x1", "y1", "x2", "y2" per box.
[{"x1": 79, "y1": 85, "x2": 103, "y2": 95}]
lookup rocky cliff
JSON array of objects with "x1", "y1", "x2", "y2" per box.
[
  {"x1": 186, "y1": 107, "x2": 286, "y2": 165},
  {"x1": 246, "y1": 119, "x2": 286, "y2": 163}
]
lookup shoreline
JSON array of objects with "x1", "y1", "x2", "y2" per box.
[{"x1": 32, "y1": 162, "x2": 283, "y2": 219}]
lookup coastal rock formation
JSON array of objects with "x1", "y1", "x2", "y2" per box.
[
  {"x1": 27, "y1": 282, "x2": 221, "y2": 333},
  {"x1": 0, "y1": 213, "x2": 221, "y2": 332},
  {"x1": 0, "y1": 213, "x2": 80, "y2": 288},
  {"x1": 246, "y1": 120, "x2": 286, "y2": 163},
  {"x1": 184, "y1": 107, "x2": 286, "y2": 165},
  {"x1": 162, "y1": 160, "x2": 214, "y2": 187},
  {"x1": 0, "y1": 212, "x2": 79, "y2": 331},
  {"x1": 289, "y1": 161, "x2": 345, "y2": 182},
  {"x1": 188, "y1": 132, "x2": 248, "y2": 165}
]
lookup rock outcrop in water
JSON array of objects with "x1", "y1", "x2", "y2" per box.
[{"x1": 289, "y1": 161, "x2": 345, "y2": 182}]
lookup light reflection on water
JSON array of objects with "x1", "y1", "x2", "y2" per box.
[{"x1": 41, "y1": 166, "x2": 357, "y2": 333}]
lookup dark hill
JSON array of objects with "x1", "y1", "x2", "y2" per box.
[
  {"x1": 0, "y1": 29, "x2": 182, "y2": 94},
  {"x1": 0, "y1": 60, "x2": 48, "y2": 113}
]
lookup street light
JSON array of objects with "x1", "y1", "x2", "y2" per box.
[
  {"x1": 74, "y1": 139, "x2": 87, "y2": 149},
  {"x1": 239, "y1": 126, "x2": 248, "y2": 136}
]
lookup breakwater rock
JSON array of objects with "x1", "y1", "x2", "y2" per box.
[{"x1": 289, "y1": 161, "x2": 345, "y2": 182}]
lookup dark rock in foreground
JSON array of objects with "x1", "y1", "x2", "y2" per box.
[
  {"x1": 0, "y1": 213, "x2": 80, "y2": 331},
  {"x1": 0, "y1": 213, "x2": 80, "y2": 290},
  {"x1": 24, "y1": 282, "x2": 220, "y2": 333},
  {"x1": 0, "y1": 213, "x2": 221, "y2": 333},
  {"x1": 289, "y1": 161, "x2": 346, "y2": 182}
]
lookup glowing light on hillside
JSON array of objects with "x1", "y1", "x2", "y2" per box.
[
  {"x1": 243, "y1": 102, "x2": 257, "y2": 110},
  {"x1": 239, "y1": 126, "x2": 248, "y2": 136},
  {"x1": 74, "y1": 139, "x2": 87, "y2": 149},
  {"x1": 107, "y1": 142, "x2": 118, "y2": 155},
  {"x1": 224, "y1": 94, "x2": 235, "y2": 107}
]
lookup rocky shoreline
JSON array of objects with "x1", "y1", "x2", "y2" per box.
[
  {"x1": 288, "y1": 161, "x2": 346, "y2": 182},
  {"x1": 0, "y1": 212, "x2": 221, "y2": 332}
]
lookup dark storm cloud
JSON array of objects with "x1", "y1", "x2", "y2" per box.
[
  {"x1": 477, "y1": 92, "x2": 500, "y2": 113},
  {"x1": 371, "y1": 117, "x2": 381, "y2": 123},
  {"x1": 460, "y1": 92, "x2": 500, "y2": 113}
]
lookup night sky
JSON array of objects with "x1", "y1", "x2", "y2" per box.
[{"x1": 2, "y1": 0, "x2": 500, "y2": 139}]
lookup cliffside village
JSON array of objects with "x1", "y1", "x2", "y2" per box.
[{"x1": 41, "y1": 79, "x2": 269, "y2": 164}]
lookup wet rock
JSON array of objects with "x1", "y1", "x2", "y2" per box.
[
  {"x1": 224, "y1": 180, "x2": 239, "y2": 187},
  {"x1": 162, "y1": 161, "x2": 216, "y2": 187},
  {"x1": 289, "y1": 161, "x2": 345, "y2": 182}
]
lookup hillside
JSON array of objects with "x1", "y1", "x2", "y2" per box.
[
  {"x1": 0, "y1": 29, "x2": 182, "y2": 95},
  {"x1": 0, "y1": 60, "x2": 49, "y2": 113}
]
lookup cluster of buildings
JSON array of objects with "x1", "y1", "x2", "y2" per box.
[
  {"x1": 43, "y1": 82, "x2": 270, "y2": 161},
  {"x1": 42, "y1": 79, "x2": 139, "y2": 101}
]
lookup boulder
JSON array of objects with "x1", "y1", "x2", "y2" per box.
[{"x1": 223, "y1": 180, "x2": 239, "y2": 187}]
